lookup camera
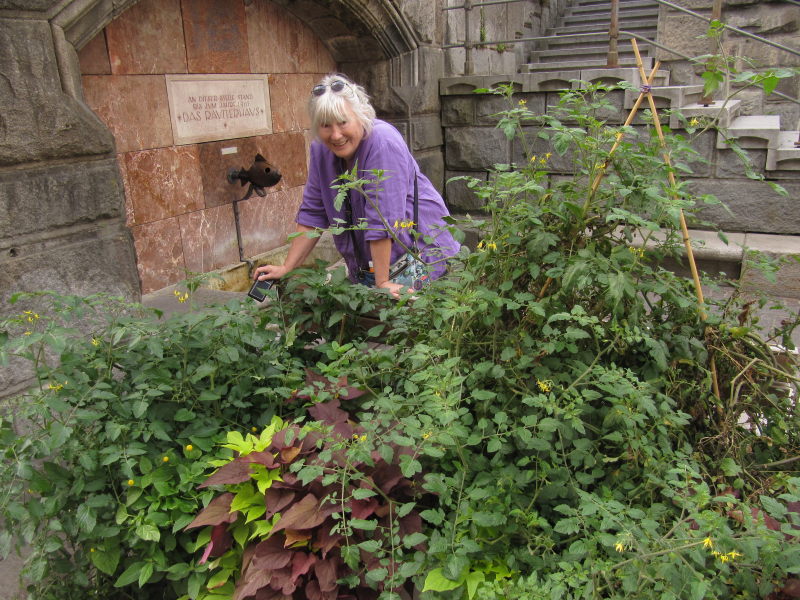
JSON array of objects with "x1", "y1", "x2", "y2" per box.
[{"x1": 248, "y1": 278, "x2": 275, "y2": 302}]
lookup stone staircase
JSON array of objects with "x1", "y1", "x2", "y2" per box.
[{"x1": 521, "y1": 0, "x2": 659, "y2": 72}]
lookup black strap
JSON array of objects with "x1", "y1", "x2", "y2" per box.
[
  {"x1": 343, "y1": 190, "x2": 368, "y2": 271},
  {"x1": 412, "y1": 172, "x2": 419, "y2": 251}
]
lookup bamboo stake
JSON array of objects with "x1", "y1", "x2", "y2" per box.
[
  {"x1": 586, "y1": 61, "x2": 661, "y2": 205},
  {"x1": 629, "y1": 39, "x2": 721, "y2": 399}
]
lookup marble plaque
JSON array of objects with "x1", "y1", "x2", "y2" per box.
[{"x1": 166, "y1": 74, "x2": 272, "y2": 145}]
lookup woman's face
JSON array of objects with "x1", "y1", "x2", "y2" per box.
[{"x1": 317, "y1": 102, "x2": 364, "y2": 163}]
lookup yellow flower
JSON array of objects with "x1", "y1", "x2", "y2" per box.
[
  {"x1": 91, "y1": 338, "x2": 100, "y2": 346},
  {"x1": 24, "y1": 331, "x2": 32, "y2": 336},
  {"x1": 393, "y1": 220, "x2": 399, "y2": 228},
  {"x1": 185, "y1": 444, "x2": 193, "y2": 452},
  {"x1": 689, "y1": 117, "x2": 699, "y2": 127},
  {"x1": 486, "y1": 242, "x2": 497, "y2": 251},
  {"x1": 529, "y1": 155, "x2": 537, "y2": 163},
  {"x1": 726, "y1": 550, "x2": 742, "y2": 560},
  {"x1": 614, "y1": 541, "x2": 625, "y2": 553},
  {"x1": 536, "y1": 379, "x2": 552, "y2": 393},
  {"x1": 422, "y1": 432, "x2": 432, "y2": 440},
  {"x1": 518, "y1": 99, "x2": 527, "y2": 106},
  {"x1": 703, "y1": 537, "x2": 713, "y2": 549},
  {"x1": 628, "y1": 246, "x2": 645, "y2": 259},
  {"x1": 360, "y1": 435, "x2": 367, "y2": 442},
  {"x1": 48, "y1": 382, "x2": 64, "y2": 392},
  {"x1": 545, "y1": 153, "x2": 552, "y2": 159},
  {"x1": 162, "y1": 456, "x2": 169, "y2": 463},
  {"x1": 90, "y1": 548, "x2": 95, "y2": 553},
  {"x1": 539, "y1": 157, "x2": 548, "y2": 164},
  {"x1": 173, "y1": 290, "x2": 189, "y2": 303},
  {"x1": 127, "y1": 479, "x2": 135, "y2": 486},
  {"x1": 719, "y1": 554, "x2": 730, "y2": 563}
]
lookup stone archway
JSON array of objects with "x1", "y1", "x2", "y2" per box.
[{"x1": 0, "y1": 0, "x2": 443, "y2": 395}]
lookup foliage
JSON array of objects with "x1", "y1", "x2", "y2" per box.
[
  {"x1": 2, "y1": 81, "x2": 800, "y2": 600},
  {"x1": 186, "y1": 402, "x2": 425, "y2": 600},
  {"x1": 0, "y1": 292, "x2": 308, "y2": 599}
]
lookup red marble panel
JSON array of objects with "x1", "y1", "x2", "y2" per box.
[
  {"x1": 196, "y1": 137, "x2": 275, "y2": 208},
  {"x1": 122, "y1": 146, "x2": 205, "y2": 224},
  {"x1": 268, "y1": 73, "x2": 315, "y2": 133},
  {"x1": 105, "y1": 0, "x2": 187, "y2": 75},
  {"x1": 82, "y1": 75, "x2": 173, "y2": 152},
  {"x1": 115, "y1": 154, "x2": 136, "y2": 227},
  {"x1": 179, "y1": 204, "x2": 240, "y2": 273},
  {"x1": 246, "y1": 0, "x2": 335, "y2": 74},
  {"x1": 252, "y1": 131, "x2": 309, "y2": 189},
  {"x1": 182, "y1": 0, "x2": 250, "y2": 74},
  {"x1": 237, "y1": 185, "x2": 304, "y2": 258},
  {"x1": 131, "y1": 218, "x2": 186, "y2": 293},
  {"x1": 77, "y1": 31, "x2": 111, "y2": 75}
]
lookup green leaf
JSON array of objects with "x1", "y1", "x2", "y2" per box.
[
  {"x1": 138, "y1": 561, "x2": 154, "y2": 587},
  {"x1": 352, "y1": 488, "x2": 377, "y2": 500},
  {"x1": 90, "y1": 547, "x2": 120, "y2": 576},
  {"x1": 135, "y1": 523, "x2": 161, "y2": 542},
  {"x1": 174, "y1": 408, "x2": 195, "y2": 422},
  {"x1": 554, "y1": 517, "x2": 580, "y2": 535},
  {"x1": 115, "y1": 562, "x2": 145, "y2": 587},
  {"x1": 349, "y1": 519, "x2": 377, "y2": 531},
  {"x1": 760, "y1": 495, "x2": 786, "y2": 518},
  {"x1": 466, "y1": 570, "x2": 486, "y2": 600},
  {"x1": 719, "y1": 458, "x2": 741, "y2": 477},
  {"x1": 423, "y1": 568, "x2": 465, "y2": 592},
  {"x1": 76, "y1": 504, "x2": 96, "y2": 534}
]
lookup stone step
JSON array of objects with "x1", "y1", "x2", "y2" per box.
[
  {"x1": 669, "y1": 99, "x2": 742, "y2": 129},
  {"x1": 522, "y1": 56, "x2": 654, "y2": 73},
  {"x1": 573, "y1": 0, "x2": 656, "y2": 6},
  {"x1": 562, "y1": 8, "x2": 658, "y2": 26},
  {"x1": 767, "y1": 130, "x2": 800, "y2": 171},
  {"x1": 568, "y1": 1, "x2": 659, "y2": 17},
  {"x1": 532, "y1": 44, "x2": 652, "y2": 63},
  {"x1": 633, "y1": 229, "x2": 800, "y2": 301},
  {"x1": 716, "y1": 114, "x2": 781, "y2": 150},
  {"x1": 549, "y1": 20, "x2": 657, "y2": 36},
  {"x1": 624, "y1": 84, "x2": 704, "y2": 110}
]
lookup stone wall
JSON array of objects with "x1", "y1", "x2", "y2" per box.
[
  {"x1": 440, "y1": 73, "x2": 800, "y2": 236},
  {"x1": 0, "y1": 4, "x2": 140, "y2": 397},
  {"x1": 656, "y1": 0, "x2": 800, "y2": 127},
  {"x1": 443, "y1": 0, "x2": 568, "y2": 76}
]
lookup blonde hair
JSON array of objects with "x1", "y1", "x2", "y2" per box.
[{"x1": 308, "y1": 74, "x2": 376, "y2": 137}]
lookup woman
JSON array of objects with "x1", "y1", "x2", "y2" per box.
[{"x1": 253, "y1": 74, "x2": 460, "y2": 297}]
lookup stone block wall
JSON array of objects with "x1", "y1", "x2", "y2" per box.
[
  {"x1": 444, "y1": 0, "x2": 568, "y2": 76},
  {"x1": 440, "y1": 75, "x2": 800, "y2": 237},
  {"x1": 656, "y1": 0, "x2": 800, "y2": 127},
  {"x1": 78, "y1": 0, "x2": 336, "y2": 294}
]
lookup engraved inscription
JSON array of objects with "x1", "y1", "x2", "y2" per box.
[{"x1": 166, "y1": 75, "x2": 272, "y2": 145}]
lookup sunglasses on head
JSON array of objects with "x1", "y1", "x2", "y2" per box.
[{"x1": 311, "y1": 80, "x2": 348, "y2": 96}]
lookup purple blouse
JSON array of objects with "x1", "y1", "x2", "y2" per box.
[{"x1": 297, "y1": 119, "x2": 460, "y2": 282}]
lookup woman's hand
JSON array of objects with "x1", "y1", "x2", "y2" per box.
[
  {"x1": 253, "y1": 264, "x2": 289, "y2": 281},
  {"x1": 377, "y1": 280, "x2": 414, "y2": 299}
]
